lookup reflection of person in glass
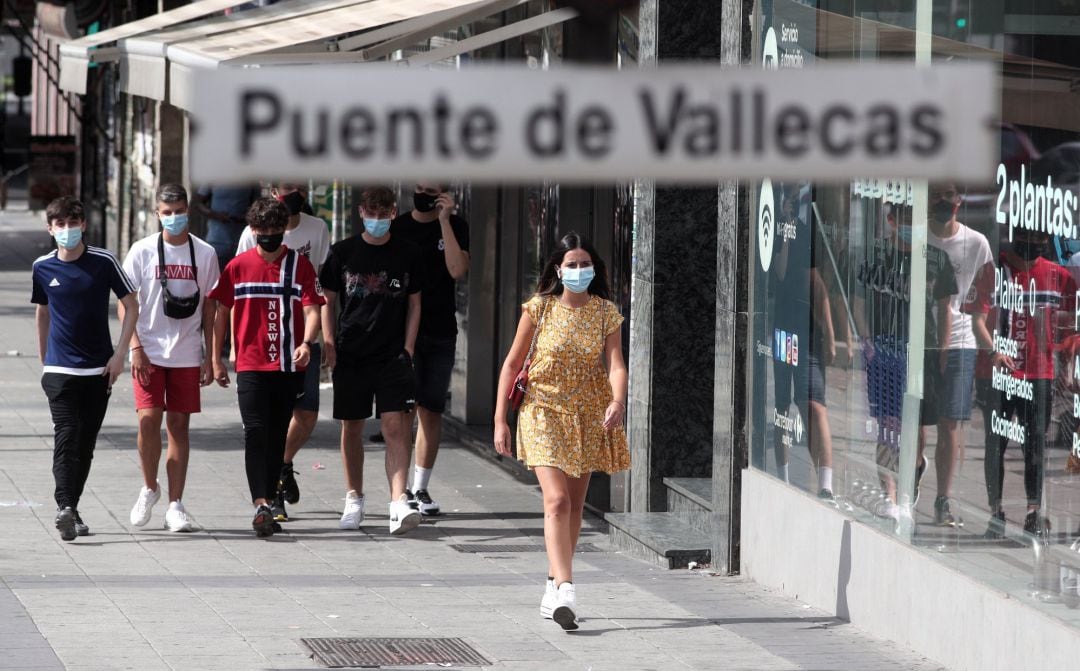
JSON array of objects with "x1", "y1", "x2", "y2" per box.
[
  {"x1": 770, "y1": 189, "x2": 837, "y2": 502},
  {"x1": 855, "y1": 204, "x2": 957, "y2": 521},
  {"x1": 925, "y1": 183, "x2": 994, "y2": 527},
  {"x1": 968, "y1": 228, "x2": 1077, "y2": 538}
]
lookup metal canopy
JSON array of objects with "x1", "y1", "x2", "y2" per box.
[
  {"x1": 164, "y1": 0, "x2": 496, "y2": 110},
  {"x1": 120, "y1": 0, "x2": 371, "y2": 100},
  {"x1": 58, "y1": 0, "x2": 244, "y2": 94}
]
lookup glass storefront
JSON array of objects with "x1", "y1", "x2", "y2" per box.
[{"x1": 750, "y1": 1, "x2": 1080, "y2": 625}]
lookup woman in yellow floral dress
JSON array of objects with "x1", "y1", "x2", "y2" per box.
[{"x1": 494, "y1": 233, "x2": 629, "y2": 631}]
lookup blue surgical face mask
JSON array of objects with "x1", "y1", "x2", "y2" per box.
[
  {"x1": 364, "y1": 218, "x2": 391, "y2": 238},
  {"x1": 160, "y1": 213, "x2": 189, "y2": 235},
  {"x1": 53, "y1": 227, "x2": 82, "y2": 250},
  {"x1": 560, "y1": 266, "x2": 595, "y2": 294}
]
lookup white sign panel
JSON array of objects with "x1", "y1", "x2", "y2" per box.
[{"x1": 190, "y1": 63, "x2": 998, "y2": 184}]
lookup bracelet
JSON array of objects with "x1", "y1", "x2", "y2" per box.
[
  {"x1": 610, "y1": 400, "x2": 626, "y2": 409},
  {"x1": 130, "y1": 346, "x2": 143, "y2": 352}
]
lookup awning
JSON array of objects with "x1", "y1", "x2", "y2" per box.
[
  {"x1": 167, "y1": 0, "x2": 496, "y2": 110},
  {"x1": 59, "y1": 0, "x2": 244, "y2": 94},
  {"x1": 120, "y1": 0, "x2": 371, "y2": 100}
]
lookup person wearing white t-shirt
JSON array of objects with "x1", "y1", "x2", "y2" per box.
[
  {"x1": 924, "y1": 182, "x2": 994, "y2": 527},
  {"x1": 236, "y1": 182, "x2": 330, "y2": 522},
  {"x1": 121, "y1": 184, "x2": 221, "y2": 532}
]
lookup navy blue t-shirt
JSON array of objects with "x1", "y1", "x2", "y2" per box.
[{"x1": 31, "y1": 246, "x2": 136, "y2": 374}]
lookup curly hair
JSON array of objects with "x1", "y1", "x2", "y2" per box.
[{"x1": 246, "y1": 197, "x2": 289, "y2": 231}]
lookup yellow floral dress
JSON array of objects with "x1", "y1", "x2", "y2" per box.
[{"x1": 516, "y1": 294, "x2": 631, "y2": 477}]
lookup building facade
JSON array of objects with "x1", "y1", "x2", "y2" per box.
[{"x1": 50, "y1": 0, "x2": 1080, "y2": 666}]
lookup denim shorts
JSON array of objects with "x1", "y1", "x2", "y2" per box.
[
  {"x1": 939, "y1": 348, "x2": 977, "y2": 421},
  {"x1": 413, "y1": 334, "x2": 456, "y2": 413}
]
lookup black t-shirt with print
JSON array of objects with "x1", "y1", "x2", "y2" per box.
[
  {"x1": 857, "y1": 241, "x2": 958, "y2": 349},
  {"x1": 389, "y1": 212, "x2": 470, "y2": 338},
  {"x1": 319, "y1": 235, "x2": 423, "y2": 364}
]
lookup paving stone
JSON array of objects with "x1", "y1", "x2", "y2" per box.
[{"x1": 0, "y1": 209, "x2": 942, "y2": 671}]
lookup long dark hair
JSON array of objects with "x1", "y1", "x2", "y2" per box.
[{"x1": 536, "y1": 232, "x2": 612, "y2": 300}]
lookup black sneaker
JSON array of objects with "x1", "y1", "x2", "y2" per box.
[
  {"x1": 73, "y1": 511, "x2": 89, "y2": 537},
  {"x1": 817, "y1": 489, "x2": 838, "y2": 507},
  {"x1": 983, "y1": 511, "x2": 1006, "y2": 539},
  {"x1": 934, "y1": 496, "x2": 963, "y2": 527},
  {"x1": 278, "y1": 463, "x2": 300, "y2": 505},
  {"x1": 1023, "y1": 510, "x2": 1050, "y2": 537},
  {"x1": 413, "y1": 489, "x2": 441, "y2": 516},
  {"x1": 252, "y1": 505, "x2": 276, "y2": 538},
  {"x1": 370, "y1": 431, "x2": 385, "y2": 443},
  {"x1": 913, "y1": 456, "x2": 928, "y2": 506},
  {"x1": 404, "y1": 490, "x2": 420, "y2": 512},
  {"x1": 55, "y1": 507, "x2": 77, "y2": 542},
  {"x1": 271, "y1": 497, "x2": 289, "y2": 523}
]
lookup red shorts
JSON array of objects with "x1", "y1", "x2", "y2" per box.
[{"x1": 133, "y1": 365, "x2": 201, "y2": 413}]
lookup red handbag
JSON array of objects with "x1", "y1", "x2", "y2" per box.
[{"x1": 509, "y1": 298, "x2": 551, "y2": 410}]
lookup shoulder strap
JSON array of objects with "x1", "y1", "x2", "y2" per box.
[
  {"x1": 157, "y1": 234, "x2": 199, "y2": 288},
  {"x1": 187, "y1": 236, "x2": 197, "y2": 281},
  {"x1": 525, "y1": 297, "x2": 551, "y2": 363},
  {"x1": 157, "y1": 234, "x2": 167, "y2": 290}
]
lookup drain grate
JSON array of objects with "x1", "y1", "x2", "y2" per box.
[
  {"x1": 302, "y1": 637, "x2": 490, "y2": 668},
  {"x1": 449, "y1": 543, "x2": 601, "y2": 553}
]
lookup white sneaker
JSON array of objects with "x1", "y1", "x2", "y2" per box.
[
  {"x1": 130, "y1": 483, "x2": 160, "y2": 527},
  {"x1": 164, "y1": 501, "x2": 194, "y2": 532},
  {"x1": 388, "y1": 497, "x2": 420, "y2": 535},
  {"x1": 872, "y1": 499, "x2": 900, "y2": 521},
  {"x1": 552, "y1": 582, "x2": 578, "y2": 631},
  {"x1": 339, "y1": 491, "x2": 365, "y2": 530},
  {"x1": 540, "y1": 579, "x2": 557, "y2": 619}
]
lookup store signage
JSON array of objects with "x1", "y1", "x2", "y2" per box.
[
  {"x1": 758, "y1": 178, "x2": 775, "y2": 271},
  {"x1": 772, "y1": 408, "x2": 804, "y2": 447},
  {"x1": 190, "y1": 64, "x2": 997, "y2": 184},
  {"x1": 995, "y1": 163, "x2": 1078, "y2": 241}
]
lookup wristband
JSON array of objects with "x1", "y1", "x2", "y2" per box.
[{"x1": 130, "y1": 346, "x2": 144, "y2": 352}]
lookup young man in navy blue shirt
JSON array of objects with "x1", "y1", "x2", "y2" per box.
[{"x1": 32, "y1": 196, "x2": 139, "y2": 541}]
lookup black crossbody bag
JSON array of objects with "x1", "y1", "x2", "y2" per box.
[{"x1": 158, "y1": 234, "x2": 200, "y2": 320}]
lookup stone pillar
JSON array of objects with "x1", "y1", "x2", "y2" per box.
[
  {"x1": 628, "y1": 0, "x2": 722, "y2": 514},
  {"x1": 711, "y1": 0, "x2": 754, "y2": 576}
]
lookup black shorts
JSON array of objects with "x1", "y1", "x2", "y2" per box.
[
  {"x1": 773, "y1": 352, "x2": 826, "y2": 414},
  {"x1": 413, "y1": 334, "x2": 456, "y2": 413},
  {"x1": 332, "y1": 353, "x2": 416, "y2": 420},
  {"x1": 294, "y1": 342, "x2": 321, "y2": 413}
]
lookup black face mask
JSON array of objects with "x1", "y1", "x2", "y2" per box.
[
  {"x1": 1013, "y1": 240, "x2": 1046, "y2": 261},
  {"x1": 413, "y1": 192, "x2": 438, "y2": 213},
  {"x1": 257, "y1": 233, "x2": 284, "y2": 253},
  {"x1": 930, "y1": 199, "x2": 955, "y2": 224},
  {"x1": 280, "y1": 191, "x2": 306, "y2": 216}
]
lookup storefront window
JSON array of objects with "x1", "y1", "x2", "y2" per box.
[{"x1": 750, "y1": 0, "x2": 1080, "y2": 626}]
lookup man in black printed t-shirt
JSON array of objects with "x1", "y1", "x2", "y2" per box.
[
  {"x1": 854, "y1": 204, "x2": 957, "y2": 522},
  {"x1": 320, "y1": 186, "x2": 425, "y2": 536},
  {"x1": 388, "y1": 182, "x2": 469, "y2": 516}
]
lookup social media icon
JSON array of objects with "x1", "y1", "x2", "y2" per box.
[{"x1": 792, "y1": 334, "x2": 799, "y2": 367}]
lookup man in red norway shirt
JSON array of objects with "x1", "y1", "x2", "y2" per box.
[
  {"x1": 209, "y1": 198, "x2": 325, "y2": 537},
  {"x1": 968, "y1": 227, "x2": 1077, "y2": 538}
]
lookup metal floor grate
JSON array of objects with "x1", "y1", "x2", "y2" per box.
[
  {"x1": 449, "y1": 543, "x2": 601, "y2": 553},
  {"x1": 302, "y1": 637, "x2": 490, "y2": 668}
]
